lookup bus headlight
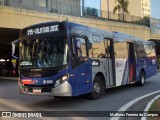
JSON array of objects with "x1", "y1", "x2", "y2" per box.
[
  {"x1": 61, "y1": 74, "x2": 68, "y2": 81},
  {"x1": 55, "y1": 74, "x2": 68, "y2": 87}
]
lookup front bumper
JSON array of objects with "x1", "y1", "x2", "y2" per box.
[{"x1": 18, "y1": 81, "x2": 72, "y2": 96}]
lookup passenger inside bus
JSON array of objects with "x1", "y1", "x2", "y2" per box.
[
  {"x1": 37, "y1": 50, "x2": 47, "y2": 67},
  {"x1": 76, "y1": 39, "x2": 82, "y2": 57}
]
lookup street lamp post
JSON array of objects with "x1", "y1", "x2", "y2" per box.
[
  {"x1": 82, "y1": 0, "x2": 85, "y2": 16},
  {"x1": 107, "y1": 0, "x2": 109, "y2": 19}
]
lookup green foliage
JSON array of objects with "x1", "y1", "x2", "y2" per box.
[
  {"x1": 157, "y1": 55, "x2": 160, "y2": 63},
  {"x1": 149, "y1": 97, "x2": 160, "y2": 111},
  {"x1": 113, "y1": 0, "x2": 129, "y2": 21},
  {"x1": 113, "y1": 0, "x2": 129, "y2": 14},
  {"x1": 83, "y1": 7, "x2": 99, "y2": 17},
  {"x1": 134, "y1": 16, "x2": 150, "y2": 27},
  {"x1": 148, "y1": 98, "x2": 160, "y2": 120}
]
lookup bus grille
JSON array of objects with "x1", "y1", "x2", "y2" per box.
[
  {"x1": 20, "y1": 65, "x2": 67, "y2": 78},
  {"x1": 24, "y1": 85, "x2": 53, "y2": 93},
  {"x1": 21, "y1": 70, "x2": 58, "y2": 78}
]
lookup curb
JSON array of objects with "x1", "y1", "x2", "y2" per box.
[
  {"x1": 141, "y1": 95, "x2": 160, "y2": 120},
  {"x1": 110, "y1": 91, "x2": 160, "y2": 120},
  {"x1": 0, "y1": 77, "x2": 18, "y2": 80}
]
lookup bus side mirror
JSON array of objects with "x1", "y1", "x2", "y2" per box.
[{"x1": 12, "y1": 39, "x2": 19, "y2": 59}]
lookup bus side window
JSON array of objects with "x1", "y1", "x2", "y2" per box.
[
  {"x1": 72, "y1": 37, "x2": 87, "y2": 57},
  {"x1": 72, "y1": 37, "x2": 76, "y2": 57},
  {"x1": 114, "y1": 41, "x2": 128, "y2": 59},
  {"x1": 104, "y1": 39, "x2": 111, "y2": 58},
  {"x1": 71, "y1": 36, "x2": 88, "y2": 69}
]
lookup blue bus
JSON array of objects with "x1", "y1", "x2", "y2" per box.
[{"x1": 14, "y1": 21, "x2": 157, "y2": 99}]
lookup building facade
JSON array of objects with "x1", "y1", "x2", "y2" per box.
[
  {"x1": 101, "y1": 0, "x2": 150, "y2": 18},
  {"x1": 0, "y1": 0, "x2": 81, "y2": 16}
]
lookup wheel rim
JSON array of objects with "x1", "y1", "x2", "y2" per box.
[
  {"x1": 141, "y1": 74, "x2": 145, "y2": 84},
  {"x1": 93, "y1": 82, "x2": 101, "y2": 94}
]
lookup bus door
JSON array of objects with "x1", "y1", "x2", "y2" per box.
[
  {"x1": 104, "y1": 38, "x2": 116, "y2": 87},
  {"x1": 70, "y1": 35, "x2": 92, "y2": 95},
  {"x1": 128, "y1": 42, "x2": 136, "y2": 82},
  {"x1": 114, "y1": 41, "x2": 129, "y2": 86}
]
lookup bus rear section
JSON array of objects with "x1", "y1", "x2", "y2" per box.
[
  {"x1": 135, "y1": 40, "x2": 157, "y2": 85},
  {"x1": 112, "y1": 32, "x2": 157, "y2": 86}
]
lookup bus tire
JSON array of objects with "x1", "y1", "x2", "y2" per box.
[
  {"x1": 88, "y1": 77, "x2": 105, "y2": 100},
  {"x1": 54, "y1": 96, "x2": 62, "y2": 99},
  {"x1": 137, "y1": 71, "x2": 145, "y2": 86}
]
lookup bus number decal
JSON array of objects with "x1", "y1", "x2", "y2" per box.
[
  {"x1": 43, "y1": 80, "x2": 53, "y2": 84},
  {"x1": 27, "y1": 25, "x2": 59, "y2": 35},
  {"x1": 92, "y1": 60, "x2": 100, "y2": 66}
]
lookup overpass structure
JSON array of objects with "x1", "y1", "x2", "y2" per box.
[
  {"x1": 0, "y1": 6, "x2": 151, "y2": 39},
  {"x1": 0, "y1": 6, "x2": 160, "y2": 76}
]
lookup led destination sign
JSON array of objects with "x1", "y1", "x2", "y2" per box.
[{"x1": 27, "y1": 25, "x2": 59, "y2": 36}]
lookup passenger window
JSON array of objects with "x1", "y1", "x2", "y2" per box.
[
  {"x1": 89, "y1": 35, "x2": 106, "y2": 58},
  {"x1": 104, "y1": 39, "x2": 111, "y2": 58},
  {"x1": 114, "y1": 41, "x2": 128, "y2": 59},
  {"x1": 72, "y1": 37, "x2": 87, "y2": 57},
  {"x1": 92, "y1": 35, "x2": 101, "y2": 42}
]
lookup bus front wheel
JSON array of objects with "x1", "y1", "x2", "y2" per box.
[
  {"x1": 137, "y1": 71, "x2": 145, "y2": 86},
  {"x1": 88, "y1": 77, "x2": 105, "y2": 100}
]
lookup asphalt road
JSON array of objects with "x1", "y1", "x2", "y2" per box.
[{"x1": 0, "y1": 72, "x2": 160, "y2": 120}]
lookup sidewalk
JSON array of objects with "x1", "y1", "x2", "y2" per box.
[{"x1": 0, "y1": 77, "x2": 18, "y2": 80}]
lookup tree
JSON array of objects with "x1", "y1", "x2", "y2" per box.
[
  {"x1": 113, "y1": 0, "x2": 129, "y2": 21},
  {"x1": 135, "y1": 16, "x2": 150, "y2": 27},
  {"x1": 83, "y1": 7, "x2": 99, "y2": 18},
  {"x1": 141, "y1": 16, "x2": 150, "y2": 27}
]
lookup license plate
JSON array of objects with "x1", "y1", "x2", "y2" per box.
[{"x1": 33, "y1": 89, "x2": 41, "y2": 93}]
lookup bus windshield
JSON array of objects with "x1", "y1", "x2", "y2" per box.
[{"x1": 19, "y1": 36, "x2": 68, "y2": 68}]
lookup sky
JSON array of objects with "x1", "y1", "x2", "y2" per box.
[
  {"x1": 151, "y1": 0, "x2": 160, "y2": 19},
  {"x1": 84, "y1": 0, "x2": 160, "y2": 19},
  {"x1": 85, "y1": 0, "x2": 100, "y2": 10}
]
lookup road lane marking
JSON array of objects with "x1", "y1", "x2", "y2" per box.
[
  {"x1": 141, "y1": 95, "x2": 160, "y2": 120},
  {"x1": 110, "y1": 90, "x2": 160, "y2": 120},
  {"x1": 0, "y1": 98, "x2": 31, "y2": 111}
]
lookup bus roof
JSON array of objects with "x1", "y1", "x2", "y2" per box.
[
  {"x1": 22, "y1": 21, "x2": 63, "y2": 30},
  {"x1": 20, "y1": 21, "x2": 152, "y2": 44},
  {"x1": 112, "y1": 31, "x2": 152, "y2": 43},
  {"x1": 20, "y1": 21, "x2": 113, "y2": 38},
  {"x1": 66, "y1": 21, "x2": 113, "y2": 38}
]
